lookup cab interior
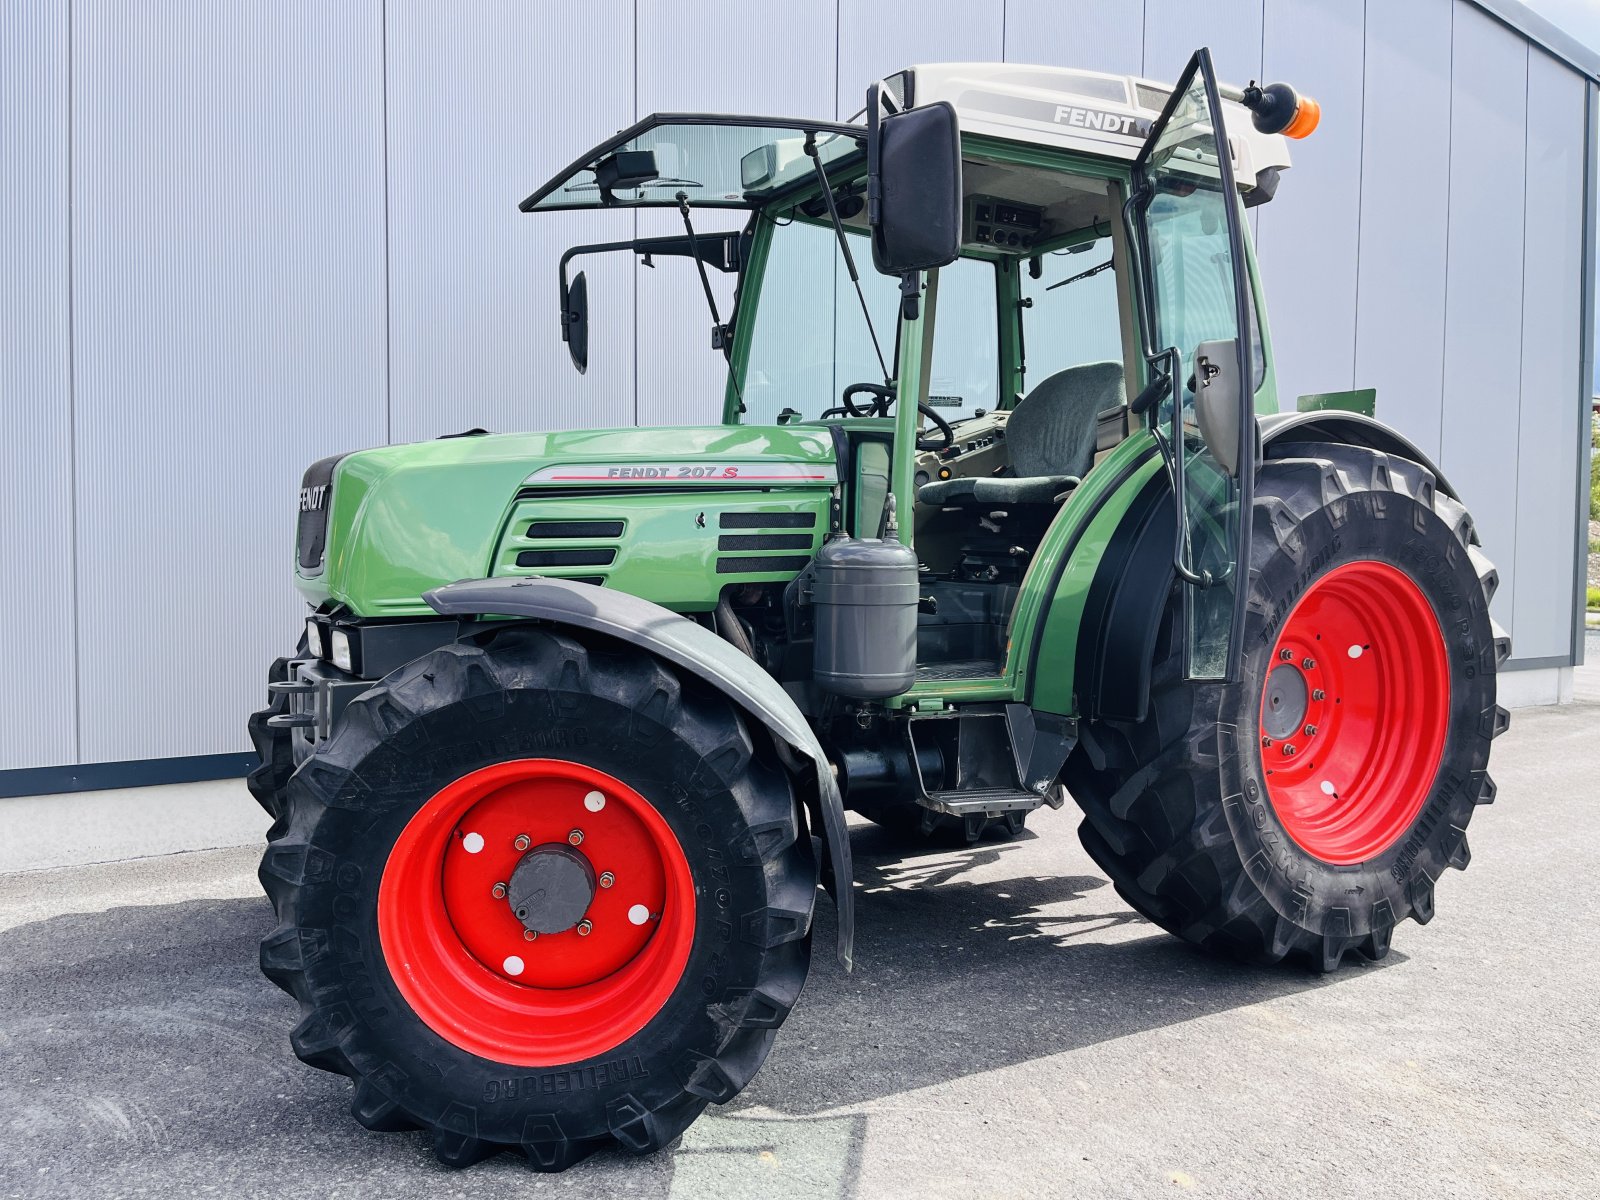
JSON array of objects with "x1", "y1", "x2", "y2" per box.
[{"x1": 735, "y1": 144, "x2": 1144, "y2": 682}]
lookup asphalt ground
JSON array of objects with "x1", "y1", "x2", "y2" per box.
[{"x1": 2, "y1": 688, "x2": 1597, "y2": 1198}]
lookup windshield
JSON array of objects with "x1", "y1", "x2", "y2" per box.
[
  {"x1": 524, "y1": 116, "x2": 861, "y2": 211},
  {"x1": 739, "y1": 219, "x2": 998, "y2": 425}
]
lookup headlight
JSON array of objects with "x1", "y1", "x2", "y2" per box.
[
  {"x1": 305, "y1": 618, "x2": 325, "y2": 659},
  {"x1": 330, "y1": 628, "x2": 354, "y2": 673}
]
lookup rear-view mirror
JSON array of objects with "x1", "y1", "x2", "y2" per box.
[
  {"x1": 563, "y1": 270, "x2": 589, "y2": 374},
  {"x1": 594, "y1": 149, "x2": 660, "y2": 203},
  {"x1": 867, "y1": 92, "x2": 963, "y2": 278}
]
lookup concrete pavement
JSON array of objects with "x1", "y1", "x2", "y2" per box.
[{"x1": 1, "y1": 694, "x2": 1597, "y2": 1198}]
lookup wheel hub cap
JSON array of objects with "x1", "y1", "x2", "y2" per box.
[
  {"x1": 1261, "y1": 663, "x2": 1309, "y2": 741},
  {"x1": 507, "y1": 844, "x2": 595, "y2": 934}
]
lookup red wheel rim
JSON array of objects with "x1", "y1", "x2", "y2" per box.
[
  {"x1": 1258, "y1": 561, "x2": 1449, "y2": 865},
  {"x1": 377, "y1": 759, "x2": 695, "y2": 1066}
]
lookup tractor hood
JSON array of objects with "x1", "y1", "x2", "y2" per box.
[{"x1": 296, "y1": 424, "x2": 838, "y2": 617}]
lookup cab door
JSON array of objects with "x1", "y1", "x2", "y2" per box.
[{"x1": 1129, "y1": 47, "x2": 1257, "y2": 680}]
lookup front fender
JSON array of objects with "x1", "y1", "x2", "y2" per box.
[{"x1": 423, "y1": 576, "x2": 853, "y2": 971}]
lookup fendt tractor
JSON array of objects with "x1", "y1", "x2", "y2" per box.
[{"x1": 249, "y1": 50, "x2": 1507, "y2": 1170}]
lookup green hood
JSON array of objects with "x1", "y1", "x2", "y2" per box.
[{"x1": 297, "y1": 424, "x2": 837, "y2": 616}]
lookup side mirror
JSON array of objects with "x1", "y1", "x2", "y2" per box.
[
  {"x1": 866, "y1": 89, "x2": 963, "y2": 278},
  {"x1": 562, "y1": 270, "x2": 589, "y2": 374},
  {"x1": 594, "y1": 149, "x2": 659, "y2": 204},
  {"x1": 1192, "y1": 339, "x2": 1242, "y2": 475}
]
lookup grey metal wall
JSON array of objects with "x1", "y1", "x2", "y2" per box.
[{"x1": 1, "y1": 0, "x2": 1593, "y2": 774}]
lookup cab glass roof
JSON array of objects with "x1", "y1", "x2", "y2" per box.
[{"x1": 520, "y1": 113, "x2": 864, "y2": 212}]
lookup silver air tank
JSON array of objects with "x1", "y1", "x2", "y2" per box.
[{"x1": 812, "y1": 524, "x2": 919, "y2": 699}]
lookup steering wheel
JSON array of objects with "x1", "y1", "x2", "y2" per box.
[{"x1": 822, "y1": 381, "x2": 955, "y2": 452}]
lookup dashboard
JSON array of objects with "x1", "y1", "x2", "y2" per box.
[
  {"x1": 913, "y1": 409, "x2": 1012, "y2": 491},
  {"x1": 963, "y1": 194, "x2": 1047, "y2": 253}
]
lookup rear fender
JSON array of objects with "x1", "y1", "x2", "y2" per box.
[
  {"x1": 1076, "y1": 414, "x2": 1461, "y2": 722},
  {"x1": 424, "y1": 576, "x2": 854, "y2": 971}
]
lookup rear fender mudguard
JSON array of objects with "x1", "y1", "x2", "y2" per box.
[
  {"x1": 1076, "y1": 413, "x2": 1458, "y2": 722},
  {"x1": 424, "y1": 576, "x2": 853, "y2": 971}
]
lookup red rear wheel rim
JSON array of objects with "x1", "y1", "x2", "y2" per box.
[
  {"x1": 1258, "y1": 561, "x2": 1449, "y2": 865},
  {"x1": 377, "y1": 758, "x2": 695, "y2": 1066}
]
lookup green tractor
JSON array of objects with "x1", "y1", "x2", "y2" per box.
[{"x1": 250, "y1": 50, "x2": 1507, "y2": 1170}]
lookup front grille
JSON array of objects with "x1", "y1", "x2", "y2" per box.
[
  {"x1": 296, "y1": 452, "x2": 347, "y2": 572},
  {"x1": 719, "y1": 511, "x2": 816, "y2": 529},
  {"x1": 527, "y1": 520, "x2": 625, "y2": 539},
  {"x1": 716, "y1": 554, "x2": 813, "y2": 574},
  {"x1": 515, "y1": 548, "x2": 617, "y2": 568},
  {"x1": 717, "y1": 533, "x2": 813, "y2": 551}
]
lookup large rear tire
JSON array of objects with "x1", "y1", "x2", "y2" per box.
[
  {"x1": 258, "y1": 627, "x2": 815, "y2": 1169},
  {"x1": 1065, "y1": 441, "x2": 1509, "y2": 971}
]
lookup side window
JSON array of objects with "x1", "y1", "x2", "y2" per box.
[
  {"x1": 926, "y1": 256, "x2": 998, "y2": 419},
  {"x1": 1020, "y1": 239, "x2": 1124, "y2": 393}
]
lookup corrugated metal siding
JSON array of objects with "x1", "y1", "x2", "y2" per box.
[
  {"x1": 1513, "y1": 50, "x2": 1587, "y2": 659},
  {"x1": 1352, "y1": 0, "x2": 1455, "y2": 465},
  {"x1": 0, "y1": 3, "x2": 75, "y2": 771},
  {"x1": 384, "y1": 1, "x2": 638, "y2": 441},
  {"x1": 0, "y1": 0, "x2": 1591, "y2": 772},
  {"x1": 68, "y1": 1, "x2": 388, "y2": 761},
  {"x1": 1439, "y1": 5, "x2": 1529, "y2": 632}
]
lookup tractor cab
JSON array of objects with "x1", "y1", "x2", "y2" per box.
[{"x1": 525, "y1": 53, "x2": 1306, "y2": 686}]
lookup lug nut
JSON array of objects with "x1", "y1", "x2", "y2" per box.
[
  {"x1": 1302, "y1": 657, "x2": 1316, "y2": 670},
  {"x1": 576, "y1": 920, "x2": 593, "y2": 936},
  {"x1": 1261, "y1": 735, "x2": 1272, "y2": 747},
  {"x1": 1303, "y1": 724, "x2": 1318, "y2": 737},
  {"x1": 1312, "y1": 689, "x2": 1326, "y2": 701},
  {"x1": 1282, "y1": 743, "x2": 1298, "y2": 757},
  {"x1": 599, "y1": 871, "x2": 615, "y2": 888},
  {"x1": 514, "y1": 833, "x2": 530, "y2": 852},
  {"x1": 568, "y1": 829, "x2": 584, "y2": 846},
  {"x1": 491, "y1": 882, "x2": 507, "y2": 899},
  {"x1": 1279, "y1": 648, "x2": 1293, "y2": 661},
  {"x1": 523, "y1": 929, "x2": 538, "y2": 941}
]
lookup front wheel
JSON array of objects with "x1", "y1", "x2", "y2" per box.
[
  {"x1": 1065, "y1": 441, "x2": 1509, "y2": 971},
  {"x1": 258, "y1": 628, "x2": 816, "y2": 1169}
]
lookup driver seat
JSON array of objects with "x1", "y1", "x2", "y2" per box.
[{"x1": 917, "y1": 360, "x2": 1126, "y2": 508}]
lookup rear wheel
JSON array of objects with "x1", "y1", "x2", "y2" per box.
[
  {"x1": 258, "y1": 627, "x2": 815, "y2": 1169},
  {"x1": 1065, "y1": 442, "x2": 1509, "y2": 970}
]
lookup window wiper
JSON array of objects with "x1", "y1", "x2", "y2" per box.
[{"x1": 1045, "y1": 258, "x2": 1113, "y2": 291}]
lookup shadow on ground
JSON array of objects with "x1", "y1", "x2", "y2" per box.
[{"x1": 0, "y1": 824, "x2": 1393, "y2": 1196}]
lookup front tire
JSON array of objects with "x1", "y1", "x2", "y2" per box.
[
  {"x1": 1065, "y1": 442, "x2": 1509, "y2": 971},
  {"x1": 258, "y1": 627, "x2": 816, "y2": 1169}
]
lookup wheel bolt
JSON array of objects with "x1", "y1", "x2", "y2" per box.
[
  {"x1": 568, "y1": 829, "x2": 584, "y2": 846},
  {"x1": 1279, "y1": 648, "x2": 1293, "y2": 661},
  {"x1": 599, "y1": 871, "x2": 615, "y2": 888},
  {"x1": 1261, "y1": 735, "x2": 1272, "y2": 747},
  {"x1": 1302, "y1": 657, "x2": 1316, "y2": 670},
  {"x1": 1282, "y1": 743, "x2": 1298, "y2": 757},
  {"x1": 491, "y1": 882, "x2": 507, "y2": 899},
  {"x1": 576, "y1": 919, "x2": 593, "y2": 936},
  {"x1": 523, "y1": 929, "x2": 538, "y2": 941},
  {"x1": 513, "y1": 833, "x2": 530, "y2": 852},
  {"x1": 1303, "y1": 724, "x2": 1317, "y2": 737},
  {"x1": 1312, "y1": 689, "x2": 1326, "y2": 701}
]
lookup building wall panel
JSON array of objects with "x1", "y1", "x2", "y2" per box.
[
  {"x1": 1352, "y1": 0, "x2": 1455, "y2": 462},
  {"x1": 1254, "y1": 0, "x2": 1366, "y2": 407},
  {"x1": 1512, "y1": 49, "x2": 1587, "y2": 659},
  {"x1": 385, "y1": 1, "x2": 636, "y2": 443},
  {"x1": 70, "y1": 1, "x2": 388, "y2": 762},
  {"x1": 1439, "y1": 6, "x2": 1529, "y2": 631},
  {"x1": 0, "y1": 3, "x2": 75, "y2": 770},
  {"x1": 1003, "y1": 0, "x2": 1145, "y2": 76}
]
